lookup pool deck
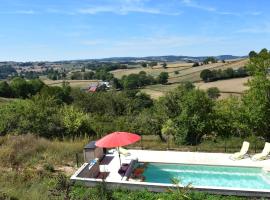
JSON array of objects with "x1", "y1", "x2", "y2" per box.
[
  {"x1": 71, "y1": 149, "x2": 270, "y2": 197},
  {"x1": 129, "y1": 150, "x2": 270, "y2": 169}
]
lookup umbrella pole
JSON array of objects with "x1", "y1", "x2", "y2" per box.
[{"x1": 117, "y1": 147, "x2": 122, "y2": 167}]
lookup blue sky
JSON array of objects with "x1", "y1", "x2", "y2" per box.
[{"x1": 0, "y1": 0, "x2": 270, "y2": 61}]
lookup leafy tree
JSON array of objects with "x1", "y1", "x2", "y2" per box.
[
  {"x1": 0, "y1": 81, "x2": 13, "y2": 97},
  {"x1": 141, "y1": 62, "x2": 147, "y2": 68},
  {"x1": 174, "y1": 89, "x2": 214, "y2": 145},
  {"x1": 157, "y1": 72, "x2": 169, "y2": 84},
  {"x1": 0, "y1": 95, "x2": 63, "y2": 138},
  {"x1": 214, "y1": 97, "x2": 248, "y2": 139},
  {"x1": 83, "y1": 71, "x2": 95, "y2": 80},
  {"x1": 71, "y1": 72, "x2": 83, "y2": 80},
  {"x1": 61, "y1": 105, "x2": 92, "y2": 140},
  {"x1": 161, "y1": 119, "x2": 177, "y2": 142},
  {"x1": 247, "y1": 48, "x2": 270, "y2": 76},
  {"x1": 243, "y1": 49, "x2": 270, "y2": 140},
  {"x1": 161, "y1": 62, "x2": 167, "y2": 69},
  {"x1": 200, "y1": 69, "x2": 213, "y2": 82},
  {"x1": 28, "y1": 79, "x2": 45, "y2": 95},
  {"x1": 40, "y1": 84, "x2": 71, "y2": 104},
  {"x1": 192, "y1": 62, "x2": 200, "y2": 67},
  {"x1": 207, "y1": 87, "x2": 220, "y2": 99},
  {"x1": 122, "y1": 74, "x2": 139, "y2": 89},
  {"x1": 111, "y1": 77, "x2": 122, "y2": 89},
  {"x1": 10, "y1": 77, "x2": 31, "y2": 98},
  {"x1": 248, "y1": 51, "x2": 258, "y2": 58},
  {"x1": 149, "y1": 61, "x2": 158, "y2": 68},
  {"x1": 203, "y1": 57, "x2": 217, "y2": 64}
]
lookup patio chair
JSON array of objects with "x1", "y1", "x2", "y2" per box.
[
  {"x1": 252, "y1": 142, "x2": 270, "y2": 161},
  {"x1": 230, "y1": 141, "x2": 250, "y2": 160}
]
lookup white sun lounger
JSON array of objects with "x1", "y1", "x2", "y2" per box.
[
  {"x1": 252, "y1": 142, "x2": 270, "y2": 161},
  {"x1": 230, "y1": 141, "x2": 250, "y2": 160}
]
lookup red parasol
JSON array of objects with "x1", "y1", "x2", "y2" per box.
[
  {"x1": 95, "y1": 132, "x2": 141, "y2": 167},
  {"x1": 95, "y1": 132, "x2": 141, "y2": 148}
]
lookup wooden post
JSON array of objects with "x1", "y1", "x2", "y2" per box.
[{"x1": 76, "y1": 153, "x2": 79, "y2": 167}]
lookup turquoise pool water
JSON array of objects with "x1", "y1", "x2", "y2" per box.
[{"x1": 141, "y1": 163, "x2": 270, "y2": 190}]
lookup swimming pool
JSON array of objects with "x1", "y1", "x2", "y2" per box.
[{"x1": 140, "y1": 163, "x2": 270, "y2": 190}]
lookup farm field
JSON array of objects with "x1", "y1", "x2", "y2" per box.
[
  {"x1": 43, "y1": 79, "x2": 99, "y2": 88},
  {"x1": 142, "y1": 77, "x2": 249, "y2": 99},
  {"x1": 168, "y1": 58, "x2": 248, "y2": 83},
  {"x1": 111, "y1": 62, "x2": 193, "y2": 78},
  {"x1": 196, "y1": 77, "x2": 249, "y2": 93},
  {"x1": 139, "y1": 59, "x2": 249, "y2": 99}
]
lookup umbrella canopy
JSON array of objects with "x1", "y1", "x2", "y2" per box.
[{"x1": 95, "y1": 131, "x2": 141, "y2": 148}]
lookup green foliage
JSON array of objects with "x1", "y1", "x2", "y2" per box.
[
  {"x1": 61, "y1": 105, "x2": 92, "y2": 139},
  {"x1": 86, "y1": 62, "x2": 127, "y2": 71},
  {"x1": 157, "y1": 72, "x2": 169, "y2": 84},
  {"x1": 192, "y1": 62, "x2": 200, "y2": 67},
  {"x1": 203, "y1": 57, "x2": 217, "y2": 64},
  {"x1": 161, "y1": 62, "x2": 167, "y2": 69},
  {"x1": 0, "y1": 78, "x2": 45, "y2": 99},
  {"x1": 0, "y1": 65, "x2": 17, "y2": 79},
  {"x1": 0, "y1": 81, "x2": 13, "y2": 97},
  {"x1": 141, "y1": 62, "x2": 147, "y2": 68},
  {"x1": 206, "y1": 87, "x2": 220, "y2": 99},
  {"x1": 175, "y1": 89, "x2": 214, "y2": 145},
  {"x1": 10, "y1": 77, "x2": 32, "y2": 98},
  {"x1": 200, "y1": 69, "x2": 213, "y2": 82},
  {"x1": 40, "y1": 83, "x2": 72, "y2": 104},
  {"x1": 121, "y1": 72, "x2": 156, "y2": 90},
  {"x1": 247, "y1": 48, "x2": 270, "y2": 76},
  {"x1": 71, "y1": 72, "x2": 83, "y2": 80},
  {"x1": 213, "y1": 97, "x2": 249, "y2": 139},
  {"x1": 149, "y1": 61, "x2": 158, "y2": 68},
  {"x1": 43, "y1": 163, "x2": 55, "y2": 172},
  {"x1": 200, "y1": 67, "x2": 248, "y2": 82}
]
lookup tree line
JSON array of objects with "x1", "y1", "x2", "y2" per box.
[{"x1": 200, "y1": 67, "x2": 248, "y2": 82}]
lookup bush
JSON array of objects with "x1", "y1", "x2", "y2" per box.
[
  {"x1": 207, "y1": 87, "x2": 220, "y2": 99},
  {"x1": 43, "y1": 163, "x2": 55, "y2": 172},
  {"x1": 157, "y1": 72, "x2": 169, "y2": 84}
]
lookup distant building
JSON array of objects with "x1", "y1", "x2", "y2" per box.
[{"x1": 87, "y1": 81, "x2": 111, "y2": 93}]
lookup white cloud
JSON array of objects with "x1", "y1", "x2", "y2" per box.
[
  {"x1": 180, "y1": 0, "x2": 262, "y2": 17},
  {"x1": 181, "y1": 0, "x2": 216, "y2": 12},
  {"x1": 46, "y1": 8, "x2": 75, "y2": 15},
  {"x1": 0, "y1": 10, "x2": 38, "y2": 15},
  {"x1": 78, "y1": 5, "x2": 181, "y2": 16}
]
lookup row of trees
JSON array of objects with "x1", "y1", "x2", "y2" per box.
[
  {"x1": 200, "y1": 67, "x2": 248, "y2": 82},
  {"x1": 119, "y1": 71, "x2": 169, "y2": 90},
  {"x1": 85, "y1": 63, "x2": 127, "y2": 71}
]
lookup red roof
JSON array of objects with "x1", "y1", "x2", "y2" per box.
[{"x1": 88, "y1": 86, "x2": 97, "y2": 92}]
